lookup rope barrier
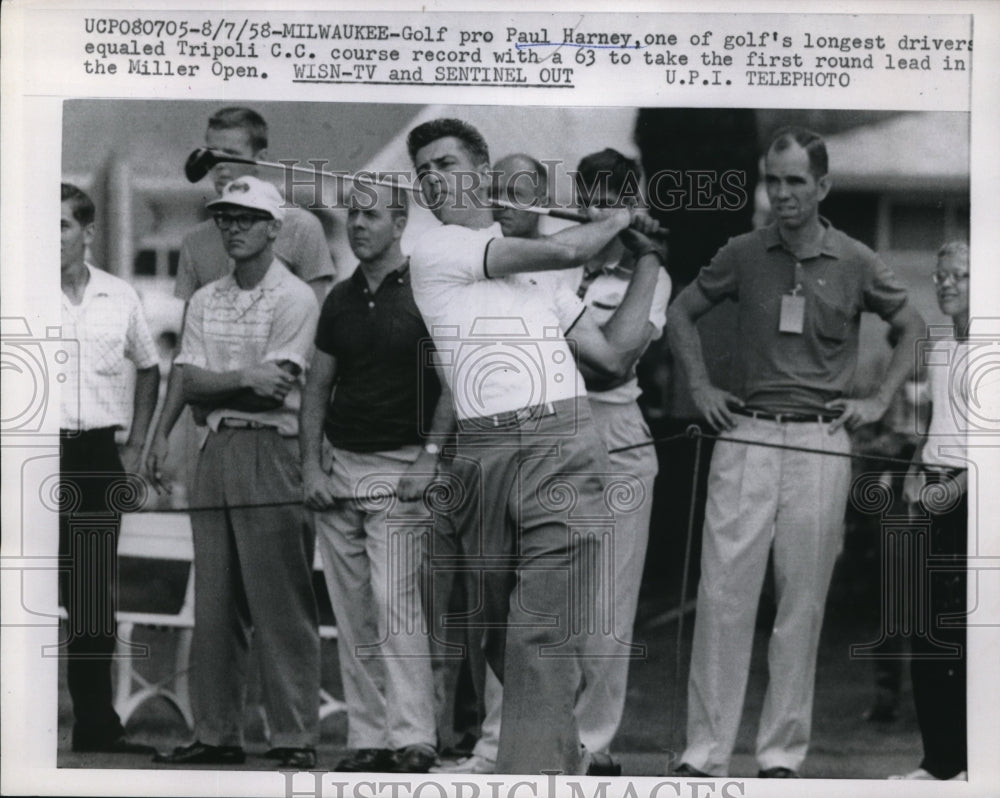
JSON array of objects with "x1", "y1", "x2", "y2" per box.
[
  {"x1": 120, "y1": 421, "x2": 949, "y2": 514},
  {"x1": 99, "y1": 417, "x2": 952, "y2": 757},
  {"x1": 672, "y1": 424, "x2": 928, "y2": 469},
  {"x1": 671, "y1": 426, "x2": 703, "y2": 752}
]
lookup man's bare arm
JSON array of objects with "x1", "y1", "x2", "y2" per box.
[
  {"x1": 300, "y1": 348, "x2": 338, "y2": 510},
  {"x1": 397, "y1": 374, "x2": 456, "y2": 502},
  {"x1": 568, "y1": 251, "x2": 664, "y2": 381},
  {"x1": 182, "y1": 362, "x2": 295, "y2": 407},
  {"x1": 146, "y1": 303, "x2": 190, "y2": 489},
  {"x1": 667, "y1": 282, "x2": 744, "y2": 430},
  {"x1": 576, "y1": 322, "x2": 657, "y2": 390},
  {"x1": 827, "y1": 303, "x2": 926, "y2": 432},
  {"x1": 120, "y1": 364, "x2": 160, "y2": 475},
  {"x1": 484, "y1": 207, "x2": 667, "y2": 278}
]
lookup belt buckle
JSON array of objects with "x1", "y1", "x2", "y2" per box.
[
  {"x1": 486, "y1": 402, "x2": 554, "y2": 428},
  {"x1": 222, "y1": 417, "x2": 266, "y2": 430},
  {"x1": 489, "y1": 411, "x2": 512, "y2": 428},
  {"x1": 517, "y1": 402, "x2": 555, "y2": 425}
]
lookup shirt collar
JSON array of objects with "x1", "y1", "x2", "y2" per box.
[
  {"x1": 62, "y1": 263, "x2": 111, "y2": 307},
  {"x1": 763, "y1": 217, "x2": 843, "y2": 260},
  {"x1": 349, "y1": 258, "x2": 410, "y2": 293},
  {"x1": 220, "y1": 258, "x2": 287, "y2": 291},
  {"x1": 84, "y1": 263, "x2": 113, "y2": 295},
  {"x1": 583, "y1": 252, "x2": 632, "y2": 280}
]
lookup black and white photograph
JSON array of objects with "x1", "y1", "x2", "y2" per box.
[{"x1": 2, "y1": 3, "x2": 998, "y2": 798}]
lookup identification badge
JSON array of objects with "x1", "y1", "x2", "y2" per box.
[{"x1": 779, "y1": 292, "x2": 805, "y2": 334}]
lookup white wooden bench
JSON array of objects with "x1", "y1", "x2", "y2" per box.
[{"x1": 111, "y1": 513, "x2": 346, "y2": 728}]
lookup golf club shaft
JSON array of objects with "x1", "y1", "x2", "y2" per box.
[{"x1": 190, "y1": 148, "x2": 668, "y2": 234}]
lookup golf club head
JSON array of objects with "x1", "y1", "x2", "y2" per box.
[
  {"x1": 183, "y1": 148, "x2": 259, "y2": 183},
  {"x1": 184, "y1": 148, "x2": 219, "y2": 183}
]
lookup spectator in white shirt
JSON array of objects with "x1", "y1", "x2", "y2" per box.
[{"x1": 59, "y1": 183, "x2": 160, "y2": 754}]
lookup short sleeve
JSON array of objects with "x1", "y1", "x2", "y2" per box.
[
  {"x1": 313, "y1": 286, "x2": 343, "y2": 356},
  {"x1": 173, "y1": 289, "x2": 208, "y2": 368},
  {"x1": 648, "y1": 269, "x2": 672, "y2": 340},
  {"x1": 695, "y1": 237, "x2": 740, "y2": 303},
  {"x1": 551, "y1": 284, "x2": 587, "y2": 334},
  {"x1": 124, "y1": 290, "x2": 159, "y2": 369},
  {"x1": 263, "y1": 281, "x2": 320, "y2": 372},
  {"x1": 173, "y1": 236, "x2": 199, "y2": 301},
  {"x1": 411, "y1": 224, "x2": 495, "y2": 287},
  {"x1": 862, "y1": 253, "x2": 909, "y2": 321},
  {"x1": 278, "y1": 209, "x2": 337, "y2": 284}
]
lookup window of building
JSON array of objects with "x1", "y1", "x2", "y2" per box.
[
  {"x1": 890, "y1": 202, "x2": 946, "y2": 251},
  {"x1": 134, "y1": 249, "x2": 158, "y2": 276}
]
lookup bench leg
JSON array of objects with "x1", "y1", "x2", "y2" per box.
[
  {"x1": 172, "y1": 628, "x2": 195, "y2": 729},
  {"x1": 112, "y1": 621, "x2": 195, "y2": 731},
  {"x1": 113, "y1": 621, "x2": 137, "y2": 724}
]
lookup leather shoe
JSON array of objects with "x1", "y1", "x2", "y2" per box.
[
  {"x1": 73, "y1": 735, "x2": 156, "y2": 755},
  {"x1": 430, "y1": 754, "x2": 495, "y2": 774},
  {"x1": 153, "y1": 740, "x2": 246, "y2": 765},
  {"x1": 334, "y1": 748, "x2": 395, "y2": 772},
  {"x1": 889, "y1": 767, "x2": 967, "y2": 780},
  {"x1": 271, "y1": 748, "x2": 317, "y2": 769},
  {"x1": 672, "y1": 762, "x2": 711, "y2": 777},
  {"x1": 439, "y1": 732, "x2": 478, "y2": 759},
  {"x1": 391, "y1": 743, "x2": 438, "y2": 773},
  {"x1": 758, "y1": 766, "x2": 799, "y2": 778},
  {"x1": 587, "y1": 752, "x2": 622, "y2": 776}
]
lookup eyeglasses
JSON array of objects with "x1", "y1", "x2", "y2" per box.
[
  {"x1": 932, "y1": 271, "x2": 969, "y2": 286},
  {"x1": 212, "y1": 212, "x2": 271, "y2": 231}
]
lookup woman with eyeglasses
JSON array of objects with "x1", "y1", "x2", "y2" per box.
[{"x1": 891, "y1": 241, "x2": 970, "y2": 782}]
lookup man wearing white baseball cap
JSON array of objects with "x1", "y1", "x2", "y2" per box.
[{"x1": 155, "y1": 176, "x2": 322, "y2": 769}]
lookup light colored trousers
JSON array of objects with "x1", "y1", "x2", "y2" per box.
[
  {"x1": 682, "y1": 416, "x2": 851, "y2": 776},
  {"x1": 472, "y1": 398, "x2": 657, "y2": 760},
  {"x1": 577, "y1": 398, "x2": 657, "y2": 753},
  {"x1": 313, "y1": 444, "x2": 436, "y2": 750}
]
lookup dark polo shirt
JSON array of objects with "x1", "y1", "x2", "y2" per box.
[
  {"x1": 696, "y1": 219, "x2": 908, "y2": 414},
  {"x1": 315, "y1": 260, "x2": 440, "y2": 452}
]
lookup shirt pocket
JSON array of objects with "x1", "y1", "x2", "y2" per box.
[
  {"x1": 810, "y1": 292, "x2": 852, "y2": 346},
  {"x1": 92, "y1": 326, "x2": 127, "y2": 375}
]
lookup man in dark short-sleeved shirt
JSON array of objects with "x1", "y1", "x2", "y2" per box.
[
  {"x1": 667, "y1": 127, "x2": 926, "y2": 779},
  {"x1": 300, "y1": 181, "x2": 451, "y2": 774},
  {"x1": 313, "y1": 257, "x2": 437, "y2": 453}
]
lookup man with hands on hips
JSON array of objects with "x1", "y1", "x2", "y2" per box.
[{"x1": 668, "y1": 126, "x2": 925, "y2": 779}]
